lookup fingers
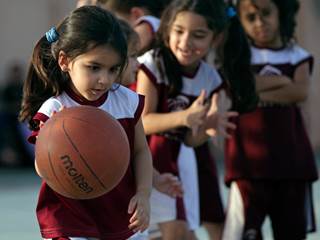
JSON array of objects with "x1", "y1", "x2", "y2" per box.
[
  {"x1": 196, "y1": 89, "x2": 207, "y2": 105},
  {"x1": 128, "y1": 207, "x2": 149, "y2": 232},
  {"x1": 206, "y1": 128, "x2": 217, "y2": 137},
  {"x1": 127, "y1": 197, "x2": 137, "y2": 214},
  {"x1": 209, "y1": 93, "x2": 218, "y2": 112},
  {"x1": 191, "y1": 125, "x2": 199, "y2": 137},
  {"x1": 206, "y1": 110, "x2": 238, "y2": 137},
  {"x1": 153, "y1": 173, "x2": 184, "y2": 198}
]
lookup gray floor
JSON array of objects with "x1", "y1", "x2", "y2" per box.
[{"x1": 0, "y1": 155, "x2": 319, "y2": 240}]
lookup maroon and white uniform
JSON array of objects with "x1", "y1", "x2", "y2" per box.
[
  {"x1": 223, "y1": 44, "x2": 318, "y2": 240},
  {"x1": 138, "y1": 50, "x2": 225, "y2": 229},
  {"x1": 29, "y1": 85, "x2": 144, "y2": 240}
]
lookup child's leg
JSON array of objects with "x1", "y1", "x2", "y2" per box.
[
  {"x1": 269, "y1": 181, "x2": 307, "y2": 240},
  {"x1": 195, "y1": 143, "x2": 225, "y2": 239},
  {"x1": 150, "y1": 188, "x2": 191, "y2": 239},
  {"x1": 202, "y1": 222, "x2": 223, "y2": 240},
  {"x1": 222, "y1": 180, "x2": 269, "y2": 240},
  {"x1": 159, "y1": 220, "x2": 190, "y2": 240}
]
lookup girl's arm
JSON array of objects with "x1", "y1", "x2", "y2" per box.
[
  {"x1": 255, "y1": 74, "x2": 291, "y2": 92},
  {"x1": 259, "y1": 62, "x2": 310, "y2": 104},
  {"x1": 128, "y1": 118, "x2": 153, "y2": 232},
  {"x1": 132, "y1": 118, "x2": 153, "y2": 196},
  {"x1": 136, "y1": 70, "x2": 207, "y2": 135}
]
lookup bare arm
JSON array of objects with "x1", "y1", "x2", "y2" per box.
[
  {"x1": 255, "y1": 74, "x2": 291, "y2": 92},
  {"x1": 136, "y1": 70, "x2": 207, "y2": 135},
  {"x1": 127, "y1": 118, "x2": 153, "y2": 232},
  {"x1": 133, "y1": 118, "x2": 153, "y2": 196},
  {"x1": 259, "y1": 62, "x2": 310, "y2": 104}
]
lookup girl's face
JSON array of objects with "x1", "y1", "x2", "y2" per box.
[
  {"x1": 239, "y1": 0, "x2": 282, "y2": 48},
  {"x1": 122, "y1": 39, "x2": 140, "y2": 86},
  {"x1": 168, "y1": 11, "x2": 214, "y2": 72},
  {"x1": 60, "y1": 44, "x2": 122, "y2": 101}
]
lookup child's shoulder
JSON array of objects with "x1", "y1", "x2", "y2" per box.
[
  {"x1": 106, "y1": 85, "x2": 142, "y2": 117},
  {"x1": 37, "y1": 96, "x2": 64, "y2": 117},
  {"x1": 138, "y1": 49, "x2": 168, "y2": 85},
  {"x1": 251, "y1": 43, "x2": 312, "y2": 65},
  {"x1": 138, "y1": 49, "x2": 156, "y2": 64},
  {"x1": 111, "y1": 84, "x2": 140, "y2": 101}
]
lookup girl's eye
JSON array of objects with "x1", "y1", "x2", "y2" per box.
[
  {"x1": 246, "y1": 13, "x2": 256, "y2": 23},
  {"x1": 87, "y1": 65, "x2": 100, "y2": 71},
  {"x1": 173, "y1": 28, "x2": 183, "y2": 34},
  {"x1": 261, "y1": 8, "x2": 271, "y2": 17},
  {"x1": 110, "y1": 66, "x2": 121, "y2": 74},
  {"x1": 193, "y1": 33, "x2": 206, "y2": 39}
]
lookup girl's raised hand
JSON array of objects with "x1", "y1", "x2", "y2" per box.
[
  {"x1": 184, "y1": 89, "x2": 209, "y2": 136},
  {"x1": 153, "y1": 173, "x2": 184, "y2": 198},
  {"x1": 205, "y1": 94, "x2": 238, "y2": 138},
  {"x1": 128, "y1": 192, "x2": 150, "y2": 233}
]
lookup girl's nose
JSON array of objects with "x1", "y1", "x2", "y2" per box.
[
  {"x1": 98, "y1": 72, "x2": 112, "y2": 85},
  {"x1": 255, "y1": 14, "x2": 265, "y2": 27},
  {"x1": 180, "y1": 32, "x2": 192, "y2": 48}
]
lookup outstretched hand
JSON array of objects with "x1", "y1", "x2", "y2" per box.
[
  {"x1": 153, "y1": 173, "x2": 183, "y2": 198},
  {"x1": 184, "y1": 89, "x2": 209, "y2": 136},
  {"x1": 205, "y1": 93, "x2": 238, "y2": 138}
]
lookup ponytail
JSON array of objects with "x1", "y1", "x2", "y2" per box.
[
  {"x1": 19, "y1": 35, "x2": 67, "y2": 127},
  {"x1": 219, "y1": 12, "x2": 258, "y2": 113}
]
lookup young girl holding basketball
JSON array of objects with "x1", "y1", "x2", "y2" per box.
[
  {"x1": 222, "y1": 0, "x2": 318, "y2": 239},
  {"x1": 135, "y1": 0, "x2": 257, "y2": 239},
  {"x1": 19, "y1": 6, "x2": 153, "y2": 240}
]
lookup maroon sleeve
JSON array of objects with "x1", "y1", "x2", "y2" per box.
[
  {"x1": 295, "y1": 56, "x2": 314, "y2": 74},
  {"x1": 27, "y1": 113, "x2": 49, "y2": 144},
  {"x1": 133, "y1": 94, "x2": 145, "y2": 125}
]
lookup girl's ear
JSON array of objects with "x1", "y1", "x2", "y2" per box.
[
  {"x1": 58, "y1": 51, "x2": 70, "y2": 72},
  {"x1": 130, "y1": 7, "x2": 145, "y2": 21}
]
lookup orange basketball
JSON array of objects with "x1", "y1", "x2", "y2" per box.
[{"x1": 35, "y1": 105, "x2": 130, "y2": 199}]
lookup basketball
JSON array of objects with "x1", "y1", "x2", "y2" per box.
[{"x1": 35, "y1": 105, "x2": 130, "y2": 199}]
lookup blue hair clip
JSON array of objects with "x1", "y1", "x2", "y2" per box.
[
  {"x1": 45, "y1": 27, "x2": 59, "y2": 43},
  {"x1": 226, "y1": 7, "x2": 237, "y2": 18}
]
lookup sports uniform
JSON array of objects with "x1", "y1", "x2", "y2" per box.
[
  {"x1": 139, "y1": 49, "x2": 225, "y2": 229},
  {"x1": 29, "y1": 85, "x2": 146, "y2": 240},
  {"x1": 223, "y1": 44, "x2": 318, "y2": 240}
]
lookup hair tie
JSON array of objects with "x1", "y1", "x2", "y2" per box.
[
  {"x1": 226, "y1": 7, "x2": 237, "y2": 18},
  {"x1": 46, "y1": 27, "x2": 59, "y2": 43}
]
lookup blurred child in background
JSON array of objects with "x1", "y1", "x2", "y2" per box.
[
  {"x1": 135, "y1": 0, "x2": 257, "y2": 238},
  {"x1": 222, "y1": 0, "x2": 318, "y2": 239},
  {"x1": 105, "y1": 0, "x2": 171, "y2": 54}
]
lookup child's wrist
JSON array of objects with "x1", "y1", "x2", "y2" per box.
[{"x1": 136, "y1": 188, "x2": 152, "y2": 197}]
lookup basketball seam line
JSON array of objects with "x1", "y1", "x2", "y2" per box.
[
  {"x1": 47, "y1": 119, "x2": 73, "y2": 196},
  {"x1": 62, "y1": 120, "x2": 107, "y2": 190}
]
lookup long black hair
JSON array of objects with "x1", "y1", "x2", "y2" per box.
[
  {"x1": 155, "y1": 0, "x2": 258, "y2": 113},
  {"x1": 19, "y1": 6, "x2": 127, "y2": 125}
]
